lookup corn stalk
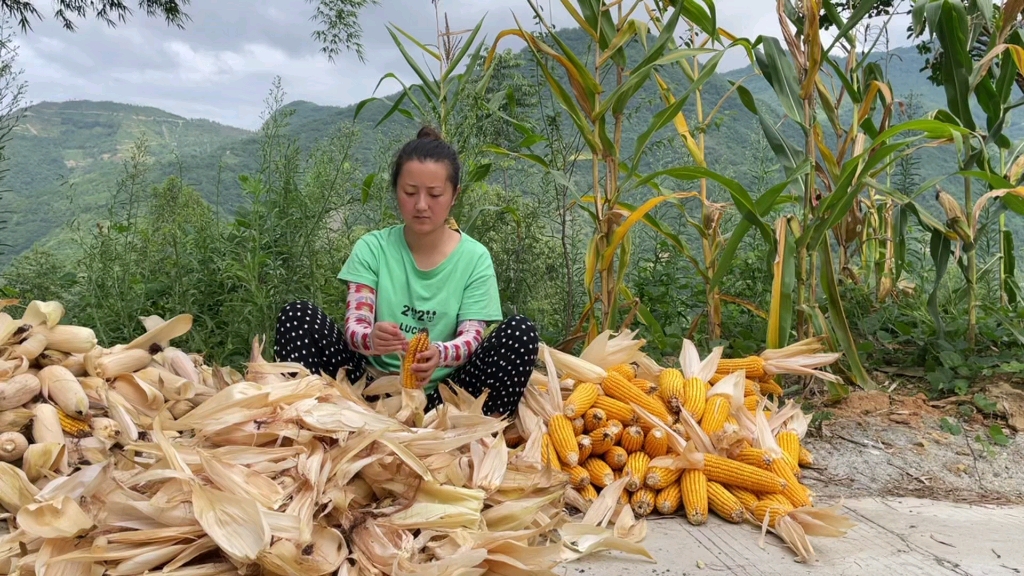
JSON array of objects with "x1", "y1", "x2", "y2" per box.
[
  {"x1": 908, "y1": 0, "x2": 1024, "y2": 346},
  {"x1": 721, "y1": 0, "x2": 972, "y2": 396},
  {"x1": 484, "y1": 0, "x2": 763, "y2": 343}
]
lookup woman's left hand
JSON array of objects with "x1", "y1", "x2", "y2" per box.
[{"x1": 411, "y1": 344, "x2": 440, "y2": 387}]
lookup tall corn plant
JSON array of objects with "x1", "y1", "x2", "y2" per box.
[
  {"x1": 908, "y1": 0, "x2": 1024, "y2": 345},
  {"x1": 724, "y1": 0, "x2": 970, "y2": 396},
  {"x1": 484, "y1": 0, "x2": 766, "y2": 343},
  {"x1": 353, "y1": 12, "x2": 495, "y2": 212}
]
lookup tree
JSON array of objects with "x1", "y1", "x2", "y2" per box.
[
  {"x1": 0, "y1": 0, "x2": 379, "y2": 62},
  {"x1": 0, "y1": 16, "x2": 26, "y2": 256}
]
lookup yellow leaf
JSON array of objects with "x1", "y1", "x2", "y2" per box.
[{"x1": 600, "y1": 192, "x2": 698, "y2": 270}]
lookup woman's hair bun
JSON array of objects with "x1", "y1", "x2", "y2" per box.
[{"x1": 416, "y1": 125, "x2": 443, "y2": 141}]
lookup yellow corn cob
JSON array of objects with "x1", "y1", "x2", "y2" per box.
[
  {"x1": 681, "y1": 377, "x2": 707, "y2": 421},
  {"x1": 572, "y1": 416, "x2": 585, "y2": 436},
  {"x1": 576, "y1": 434, "x2": 593, "y2": 462},
  {"x1": 645, "y1": 466, "x2": 682, "y2": 490},
  {"x1": 589, "y1": 428, "x2": 615, "y2": 456},
  {"x1": 799, "y1": 446, "x2": 814, "y2": 467},
  {"x1": 734, "y1": 447, "x2": 772, "y2": 470},
  {"x1": 707, "y1": 481, "x2": 745, "y2": 523},
  {"x1": 592, "y1": 396, "x2": 634, "y2": 425},
  {"x1": 583, "y1": 457, "x2": 615, "y2": 488},
  {"x1": 724, "y1": 416, "x2": 738, "y2": 429},
  {"x1": 759, "y1": 378, "x2": 784, "y2": 397},
  {"x1": 643, "y1": 428, "x2": 668, "y2": 458},
  {"x1": 541, "y1": 434, "x2": 561, "y2": 471},
  {"x1": 630, "y1": 487, "x2": 656, "y2": 517},
  {"x1": 604, "y1": 446, "x2": 628, "y2": 470},
  {"x1": 753, "y1": 499, "x2": 792, "y2": 528},
  {"x1": 655, "y1": 483, "x2": 682, "y2": 515},
  {"x1": 604, "y1": 420, "x2": 624, "y2": 444},
  {"x1": 716, "y1": 356, "x2": 766, "y2": 379},
  {"x1": 776, "y1": 430, "x2": 802, "y2": 472},
  {"x1": 769, "y1": 457, "x2": 812, "y2": 508},
  {"x1": 568, "y1": 465, "x2": 590, "y2": 489},
  {"x1": 630, "y1": 378, "x2": 658, "y2": 395},
  {"x1": 608, "y1": 363, "x2": 636, "y2": 380},
  {"x1": 548, "y1": 414, "x2": 579, "y2": 467},
  {"x1": 618, "y1": 487, "x2": 630, "y2": 506},
  {"x1": 564, "y1": 382, "x2": 599, "y2": 418},
  {"x1": 401, "y1": 329, "x2": 431, "y2": 389},
  {"x1": 57, "y1": 407, "x2": 91, "y2": 438},
  {"x1": 744, "y1": 379, "x2": 759, "y2": 396},
  {"x1": 657, "y1": 368, "x2": 686, "y2": 412},
  {"x1": 620, "y1": 425, "x2": 645, "y2": 454},
  {"x1": 743, "y1": 395, "x2": 760, "y2": 413},
  {"x1": 727, "y1": 486, "x2": 759, "y2": 513},
  {"x1": 702, "y1": 454, "x2": 786, "y2": 494},
  {"x1": 762, "y1": 493, "x2": 793, "y2": 509},
  {"x1": 579, "y1": 483, "x2": 598, "y2": 501},
  {"x1": 583, "y1": 407, "x2": 606, "y2": 432},
  {"x1": 700, "y1": 395, "x2": 730, "y2": 436},
  {"x1": 681, "y1": 469, "x2": 708, "y2": 525},
  {"x1": 602, "y1": 372, "x2": 672, "y2": 424},
  {"x1": 623, "y1": 451, "x2": 651, "y2": 492}
]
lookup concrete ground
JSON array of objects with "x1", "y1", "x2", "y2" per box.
[{"x1": 563, "y1": 497, "x2": 1024, "y2": 575}]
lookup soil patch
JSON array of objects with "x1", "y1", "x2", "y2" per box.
[{"x1": 802, "y1": 390, "x2": 1024, "y2": 506}]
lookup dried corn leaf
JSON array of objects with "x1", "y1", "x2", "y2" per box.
[
  {"x1": 190, "y1": 482, "x2": 270, "y2": 563},
  {"x1": 17, "y1": 496, "x2": 94, "y2": 539}
]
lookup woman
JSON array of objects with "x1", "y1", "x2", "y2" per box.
[{"x1": 273, "y1": 126, "x2": 539, "y2": 418}]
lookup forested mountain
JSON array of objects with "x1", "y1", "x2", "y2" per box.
[{"x1": 0, "y1": 31, "x2": 1015, "y2": 269}]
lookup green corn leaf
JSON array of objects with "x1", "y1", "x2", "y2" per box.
[
  {"x1": 819, "y1": 242, "x2": 876, "y2": 392},
  {"x1": 756, "y1": 36, "x2": 806, "y2": 130}
]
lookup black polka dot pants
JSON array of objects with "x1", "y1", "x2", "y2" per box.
[
  {"x1": 273, "y1": 302, "x2": 539, "y2": 418},
  {"x1": 425, "y1": 314, "x2": 540, "y2": 418},
  {"x1": 273, "y1": 300, "x2": 368, "y2": 383}
]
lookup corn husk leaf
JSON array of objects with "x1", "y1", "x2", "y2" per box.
[
  {"x1": 17, "y1": 496, "x2": 94, "y2": 539},
  {"x1": 190, "y1": 481, "x2": 271, "y2": 563}
]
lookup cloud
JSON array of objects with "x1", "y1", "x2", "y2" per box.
[{"x1": 6, "y1": 0, "x2": 915, "y2": 130}]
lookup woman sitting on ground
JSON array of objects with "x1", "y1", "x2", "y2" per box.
[{"x1": 272, "y1": 126, "x2": 540, "y2": 418}]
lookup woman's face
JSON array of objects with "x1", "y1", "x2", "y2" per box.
[{"x1": 396, "y1": 159, "x2": 457, "y2": 235}]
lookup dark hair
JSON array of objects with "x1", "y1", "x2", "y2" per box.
[{"x1": 390, "y1": 126, "x2": 461, "y2": 193}]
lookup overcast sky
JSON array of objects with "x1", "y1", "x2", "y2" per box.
[{"x1": 10, "y1": 0, "x2": 914, "y2": 130}]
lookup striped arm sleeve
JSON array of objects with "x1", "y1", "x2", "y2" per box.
[
  {"x1": 344, "y1": 282, "x2": 376, "y2": 354},
  {"x1": 434, "y1": 320, "x2": 486, "y2": 367}
]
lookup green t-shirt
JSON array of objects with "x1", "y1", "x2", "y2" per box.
[{"x1": 338, "y1": 224, "x2": 503, "y2": 391}]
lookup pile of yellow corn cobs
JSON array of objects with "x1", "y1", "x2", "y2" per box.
[{"x1": 531, "y1": 334, "x2": 855, "y2": 563}]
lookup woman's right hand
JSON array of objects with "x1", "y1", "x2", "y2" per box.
[{"x1": 370, "y1": 322, "x2": 407, "y2": 355}]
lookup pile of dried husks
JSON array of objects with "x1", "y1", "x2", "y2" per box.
[{"x1": 0, "y1": 299, "x2": 855, "y2": 575}]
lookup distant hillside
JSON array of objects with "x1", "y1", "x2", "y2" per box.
[{"x1": 1, "y1": 31, "x2": 1018, "y2": 270}]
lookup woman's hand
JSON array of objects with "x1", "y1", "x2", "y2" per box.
[
  {"x1": 410, "y1": 344, "x2": 440, "y2": 387},
  {"x1": 370, "y1": 322, "x2": 407, "y2": 355}
]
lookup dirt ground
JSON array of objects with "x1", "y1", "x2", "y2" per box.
[{"x1": 800, "y1": 383, "x2": 1024, "y2": 506}]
